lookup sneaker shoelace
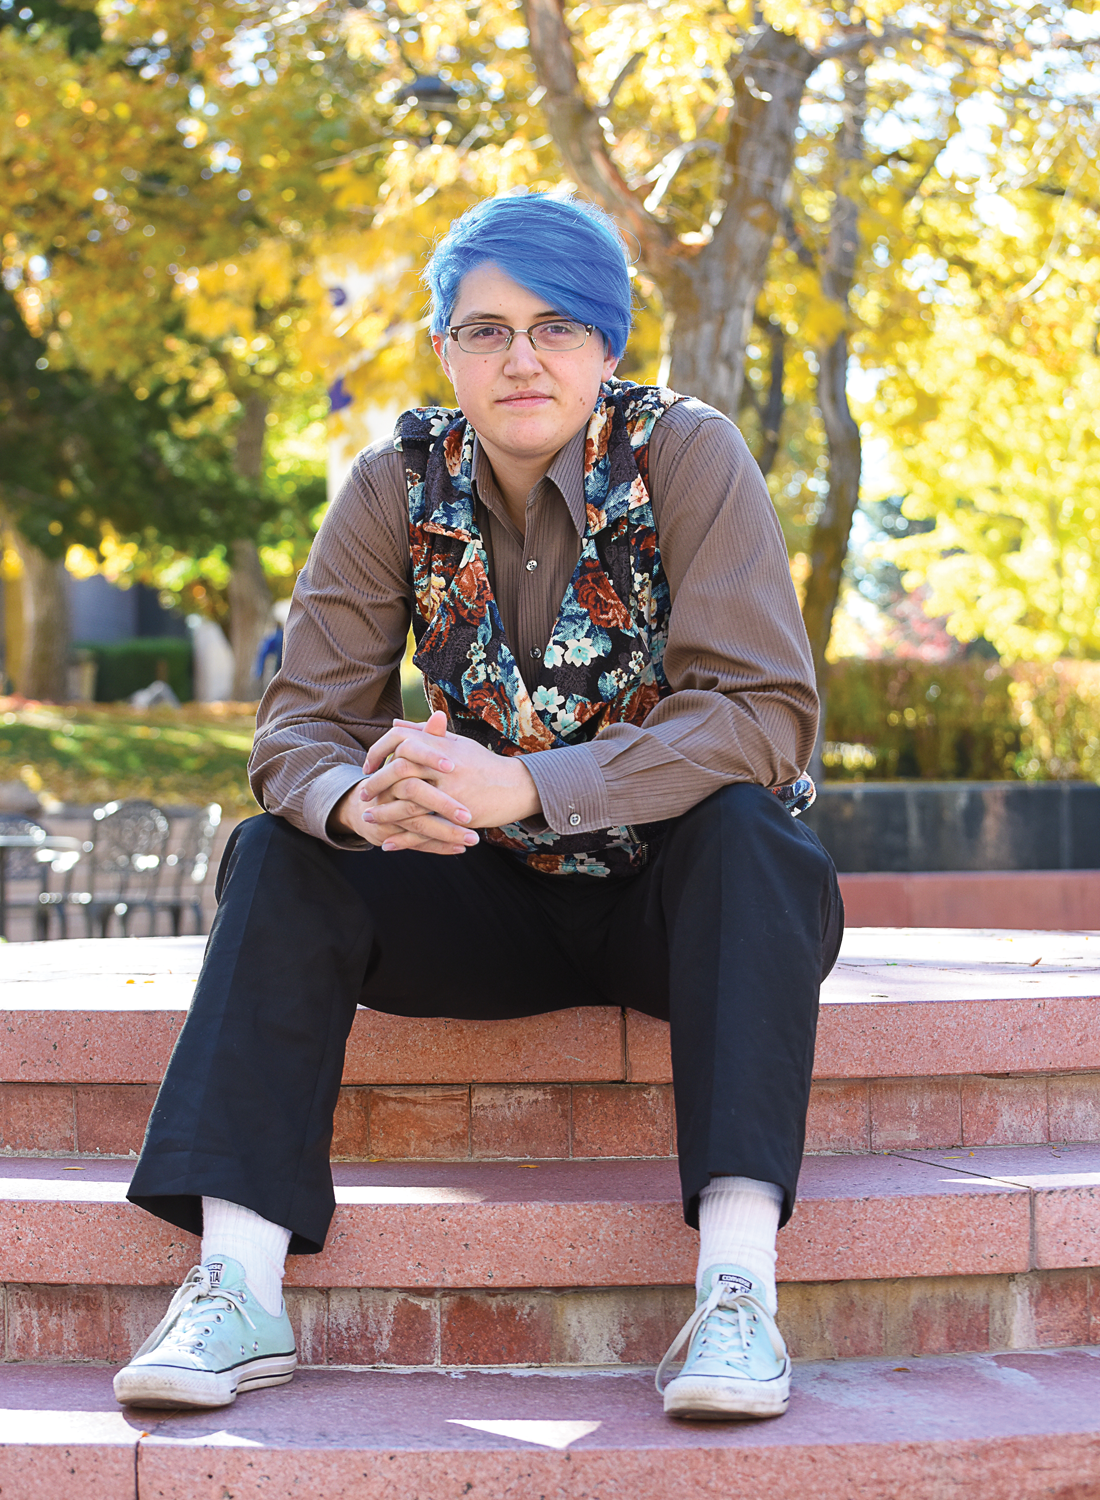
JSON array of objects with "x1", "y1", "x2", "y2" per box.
[
  {"x1": 655, "y1": 1282, "x2": 786, "y2": 1394},
  {"x1": 131, "y1": 1265, "x2": 259, "y2": 1363}
]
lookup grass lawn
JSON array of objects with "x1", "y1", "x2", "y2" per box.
[
  {"x1": 0, "y1": 659, "x2": 429, "y2": 815},
  {"x1": 0, "y1": 700, "x2": 259, "y2": 814}
]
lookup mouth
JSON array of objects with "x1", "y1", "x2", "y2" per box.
[{"x1": 497, "y1": 391, "x2": 552, "y2": 406}]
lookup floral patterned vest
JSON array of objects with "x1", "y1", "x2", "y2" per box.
[{"x1": 396, "y1": 378, "x2": 682, "y2": 877}]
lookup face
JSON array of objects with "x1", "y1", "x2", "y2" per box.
[{"x1": 433, "y1": 262, "x2": 618, "y2": 483}]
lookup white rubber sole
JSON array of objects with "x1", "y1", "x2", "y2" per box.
[
  {"x1": 663, "y1": 1363, "x2": 791, "y2": 1421},
  {"x1": 114, "y1": 1351, "x2": 297, "y2": 1410}
]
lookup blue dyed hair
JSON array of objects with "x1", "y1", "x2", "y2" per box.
[{"x1": 424, "y1": 194, "x2": 633, "y2": 359}]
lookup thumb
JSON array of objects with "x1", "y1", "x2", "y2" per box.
[{"x1": 424, "y1": 710, "x2": 449, "y2": 737}]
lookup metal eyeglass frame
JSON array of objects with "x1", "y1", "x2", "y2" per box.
[{"x1": 447, "y1": 319, "x2": 595, "y2": 353}]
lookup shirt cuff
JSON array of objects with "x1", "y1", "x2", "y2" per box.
[
  {"x1": 302, "y1": 763, "x2": 373, "y2": 848},
  {"x1": 519, "y1": 744, "x2": 610, "y2": 835}
]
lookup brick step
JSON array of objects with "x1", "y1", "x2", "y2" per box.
[
  {"x1": 8, "y1": 1265, "x2": 1099, "y2": 1371},
  {"x1": 4, "y1": 931, "x2": 1099, "y2": 1078},
  {"x1": 2, "y1": 1351, "x2": 1098, "y2": 1498},
  {"x1": 3, "y1": 1068, "x2": 1100, "y2": 1162},
  {"x1": 2, "y1": 1145, "x2": 1097, "y2": 1368},
  {"x1": 3, "y1": 930, "x2": 1098, "y2": 1162},
  {"x1": 5, "y1": 931, "x2": 1099, "y2": 1087},
  {"x1": 10, "y1": 1148, "x2": 1099, "y2": 1289}
]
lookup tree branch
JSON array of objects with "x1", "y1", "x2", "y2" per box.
[
  {"x1": 756, "y1": 318, "x2": 786, "y2": 479},
  {"x1": 600, "y1": 50, "x2": 644, "y2": 110},
  {"x1": 522, "y1": 0, "x2": 676, "y2": 268},
  {"x1": 640, "y1": 139, "x2": 721, "y2": 212},
  {"x1": 781, "y1": 205, "x2": 817, "y2": 268}
]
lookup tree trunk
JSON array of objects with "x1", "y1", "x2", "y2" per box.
[
  {"x1": 228, "y1": 394, "x2": 272, "y2": 701},
  {"x1": 524, "y1": 0, "x2": 815, "y2": 420},
  {"x1": 800, "y1": 63, "x2": 867, "y2": 774},
  {"x1": 664, "y1": 30, "x2": 816, "y2": 416},
  {"x1": 753, "y1": 320, "x2": 787, "y2": 479},
  {"x1": 12, "y1": 532, "x2": 69, "y2": 702}
]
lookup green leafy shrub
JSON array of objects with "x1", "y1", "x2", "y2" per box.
[
  {"x1": 824, "y1": 659, "x2": 1100, "y2": 782},
  {"x1": 76, "y1": 638, "x2": 193, "y2": 703}
]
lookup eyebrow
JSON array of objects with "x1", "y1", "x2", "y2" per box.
[{"x1": 454, "y1": 309, "x2": 565, "y2": 323}]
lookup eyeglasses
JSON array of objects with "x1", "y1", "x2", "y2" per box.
[{"x1": 448, "y1": 319, "x2": 594, "y2": 354}]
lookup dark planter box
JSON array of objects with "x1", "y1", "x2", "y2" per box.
[{"x1": 801, "y1": 781, "x2": 1100, "y2": 873}]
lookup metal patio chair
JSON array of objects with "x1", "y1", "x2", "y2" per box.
[
  {"x1": 151, "y1": 802, "x2": 222, "y2": 935},
  {"x1": 62, "y1": 799, "x2": 171, "y2": 938},
  {"x1": 0, "y1": 813, "x2": 83, "y2": 941}
]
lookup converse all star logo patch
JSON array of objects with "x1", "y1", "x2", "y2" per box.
[
  {"x1": 206, "y1": 1261, "x2": 224, "y2": 1289},
  {"x1": 717, "y1": 1273, "x2": 754, "y2": 1296}
]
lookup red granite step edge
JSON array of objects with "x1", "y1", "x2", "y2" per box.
[
  {"x1": 3, "y1": 1145, "x2": 1098, "y2": 1290},
  {"x1": 2, "y1": 1353, "x2": 1099, "y2": 1500},
  {"x1": 5, "y1": 993, "x2": 1100, "y2": 1089},
  {"x1": 839, "y1": 870, "x2": 1100, "y2": 930},
  {"x1": 7, "y1": 1268, "x2": 1099, "y2": 1370},
  {"x1": 4, "y1": 931, "x2": 1099, "y2": 1088},
  {"x1": 3, "y1": 1071, "x2": 1098, "y2": 1162}
]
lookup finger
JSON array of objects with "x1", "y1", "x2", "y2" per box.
[
  {"x1": 368, "y1": 778, "x2": 472, "y2": 824},
  {"x1": 360, "y1": 758, "x2": 435, "y2": 802},
  {"x1": 365, "y1": 801, "x2": 478, "y2": 843},
  {"x1": 361, "y1": 748, "x2": 455, "y2": 798},
  {"x1": 391, "y1": 714, "x2": 457, "y2": 740},
  {"x1": 375, "y1": 815, "x2": 479, "y2": 851},
  {"x1": 363, "y1": 817, "x2": 470, "y2": 855},
  {"x1": 366, "y1": 725, "x2": 455, "y2": 775},
  {"x1": 381, "y1": 835, "x2": 468, "y2": 855}
]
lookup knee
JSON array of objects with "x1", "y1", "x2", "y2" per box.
[
  {"x1": 214, "y1": 812, "x2": 311, "y2": 901},
  {"x1": 669, "y1": 782, "x2": 833, "y2": 878},
  {"x1": 673, "y1": 782, "x2": 780, "y2": 848}
]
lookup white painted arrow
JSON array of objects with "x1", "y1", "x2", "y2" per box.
[{"x1": 447, "y1": 1418, "x2": 601, "y2": 1450}]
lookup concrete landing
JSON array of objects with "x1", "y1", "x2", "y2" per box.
[{"x1": 1, "y1": 1351, "x2": 1098, "y2": 1498}]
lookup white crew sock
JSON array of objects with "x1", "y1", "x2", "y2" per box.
[
  {"x1": 696, "y1": 1176, "x2": 784, "y2": 1315},
  {"x1": 201, "y1": 1197, "x2": 291, "y2": 1318}
]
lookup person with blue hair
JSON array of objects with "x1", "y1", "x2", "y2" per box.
[
  {"x1": 424, "y1": 193, "x2": 635, "y2": 360},
  {"x1": 117, "y1": 192, "x2": 842, "y2": 1426}
]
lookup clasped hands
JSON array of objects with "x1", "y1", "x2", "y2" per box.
[{"x1": 330, "y1": 710, "x2": 541, "y2": 855}]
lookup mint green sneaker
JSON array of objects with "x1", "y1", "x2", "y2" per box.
[
  {"x1": 656, "y1": 1265, "x2": 791, "y2": 1420},
  {"x1": 113, "y1": 1257, "x2": 296, "y2": 1410}
]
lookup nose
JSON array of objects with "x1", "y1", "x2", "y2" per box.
[{"x1": 502, "y1": 333, "x2": 543, "y2": 376}]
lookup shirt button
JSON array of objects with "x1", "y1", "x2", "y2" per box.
[
  {"x1": 569, "y1": 813, "x2": 581, "y2": 827},
  {"x1": 530, "y1": 647, "x2": 542, "y2": 659},
  {"x1": 525, "y1": 558, "x2": 538, "y2": 572}
]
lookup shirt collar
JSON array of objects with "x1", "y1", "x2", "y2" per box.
[{"x1": 470, "y1": 425, "x2": 588, "y2": 539}]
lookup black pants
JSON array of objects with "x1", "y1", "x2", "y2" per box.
[{"x1": 128, "y1": 783, "x2": 843, "y2": 1256}]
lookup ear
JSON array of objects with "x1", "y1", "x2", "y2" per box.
[
  {"x1": 432, "y1": 332, "x2": 455, "y2": 388},
  {"x1": 602, "y1": 348, "x2": 619, "y2": 381}
]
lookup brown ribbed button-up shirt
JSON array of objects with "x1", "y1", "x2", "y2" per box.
[{"x1": 249, "y1": 396, "x2": 818, "y2": 848}]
